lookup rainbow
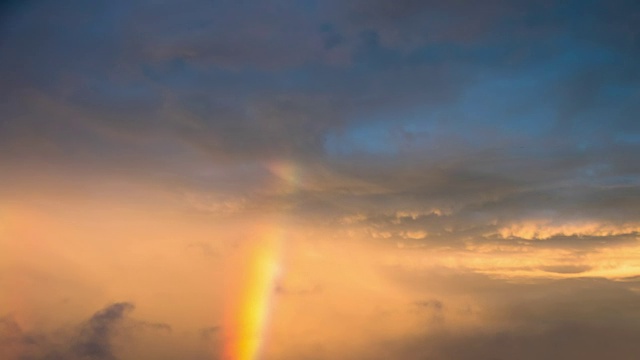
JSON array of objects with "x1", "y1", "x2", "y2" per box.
[{"x1": 222, "y1": 160, "x2": 299, "y2": 360}]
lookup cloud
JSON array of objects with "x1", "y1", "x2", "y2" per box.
[
  {"x1": 494, "y1": 220, "x2": 640, "y2": 240},
  {"x1": 2, "y1": 0, "x2": 638, "y2": 175},
  {"x1": 72, "y1": 302, "x2": 135, "y2": 360},
  {"x1": 0, "y1": 303, "x2": 180, "y2": 360},
  {"x1": 344, "y1": 0, "x2": 531, "y2": 47}
]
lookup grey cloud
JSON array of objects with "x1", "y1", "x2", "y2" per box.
[
  {"x1": 0, "y1": 2, "x2": 589, "y2": 167},
  {"x1": 72, "y1": 302, "x2": 135, "y2": 360},
  {"x1": 177, "y1": 93, "x2": 343, "y2": 161},
  {"x1": 0, "y1": 0, "x2": 521, "y2": 166},
  {"x1": 344, "y1": 0, "x2": 531, "y2": 47},
  {"x1": 129, "y1": 0, "x2": 333, "y2": 70},
  {"x1": 286, "y1": 135, "x2": 640, "y2": 250},
  {"x1": 0, "y1": 303, "x2": 180, "y2": 360}
]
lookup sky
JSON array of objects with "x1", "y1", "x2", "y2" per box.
[{"x1": 1, "y1": 0, "x2": 640, "y2": 359}]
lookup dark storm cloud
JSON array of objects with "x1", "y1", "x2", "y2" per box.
[
  {"x1": 1, "y1": 0, "x2": 639, "y2": 250},
  {"x1": 1, "y1": 0, "x2": 635, "y2": 158}
]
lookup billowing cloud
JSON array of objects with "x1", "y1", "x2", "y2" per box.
[
  {"x1": 73, "y1": 302, "x2": 135, "y2": 359},
  {"x1": 0, "y1": 302, "x2": 180, "y2": 360}
]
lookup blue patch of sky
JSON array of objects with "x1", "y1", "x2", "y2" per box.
[
  {"x1": 324, "y1": 121, "x2": 394, "y2": 156},
  {"x1": 461, "y1": 37, "x2": 622, "y2": 132},
  {"x1": 324, "y1": 36, "x2": 628, "y2": 157},
  {"x1": 614, "y1": 133, "x2": 640, "y2": 145},
  {"x1": 324, "y1": 106, "x2": 441, "y2": 157},
  {"x1": 601, "y1": 84, "x2": 638, "y2": 101}
]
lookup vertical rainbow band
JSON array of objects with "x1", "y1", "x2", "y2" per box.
[
  {"x1": 224, "y1": 228, "x2": 283, "y2": 360},
  {"x1": 223, "y1": 160, "x2": 298, "y2": 360}
]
